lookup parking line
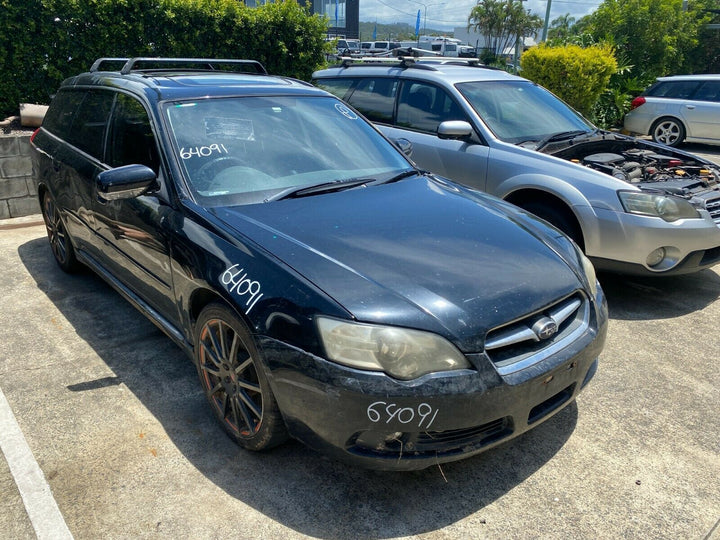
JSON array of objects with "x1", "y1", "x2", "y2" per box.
[{"x1": 0, "y1": 386, "x2": 73, "y2": 540}]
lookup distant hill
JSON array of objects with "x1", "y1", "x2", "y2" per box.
[{"x1": 359, "y1": 21, "x2": 454, "y2": 42}]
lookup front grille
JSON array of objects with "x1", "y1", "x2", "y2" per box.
[
  {"x1": 349, "y1": 417, "x2": 513, "y2": 458},
  {"x1": 706, "y1": 196, "x2": 720, "y2": 223},
  {"x1": 484, "y1": 292, "x2": 588, "y2": 375},
  {"x1": 413, "y1": 417, "x2": 512, "y2": 451}
]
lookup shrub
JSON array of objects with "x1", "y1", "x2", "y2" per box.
[
  {"x1": 0, "y1": 0, "x2": 329, "y2": 118},
  {"x1": 519, "y1": 43, "x2": 617, "y2": 116}
]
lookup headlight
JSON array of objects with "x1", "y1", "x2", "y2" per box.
[
  {"x1": 316, "y1": 317, "x2": 470, "y2": 380},
  {"x1": 618, "y1": 191, "x2": 700, "y2": 222}
]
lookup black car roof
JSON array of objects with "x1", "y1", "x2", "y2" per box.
[{"x1": 60, "y1": 57, "x2": 325, "y2": 101}]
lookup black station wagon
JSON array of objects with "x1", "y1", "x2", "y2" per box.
[{"x1": 31, "y1": 58, "x2": 607, "y2": 470}]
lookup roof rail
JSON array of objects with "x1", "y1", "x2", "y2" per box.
[
  {"x1": 90, "y1": 58, "x2": 130, "y2": 72},
  {"x1": 89, "y1": 57, "x2": 267, "y2": 75}
]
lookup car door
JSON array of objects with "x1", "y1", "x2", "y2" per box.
[
  {"x1": 682, "y1": 80, "x2": 720, "y2": 141},
  {"x1": 383, "y1": 80, "x2": 489, "y2": 190},
  {"x1": 92, "y1": 92, "x2": 180, "y2": 327},
  {"x1": 39, "y1": 89, "x2": 114, "y2": 253}
]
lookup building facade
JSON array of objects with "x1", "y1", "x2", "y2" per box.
[{"x1": 245, "y1": 0, "x2": 359, "y2": 39}]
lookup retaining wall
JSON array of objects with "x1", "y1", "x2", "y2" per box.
[{"x1": 0, "y1": 135, "x2": 39, "y2": 219}]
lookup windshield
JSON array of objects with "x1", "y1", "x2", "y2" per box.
[
  {"x1": 165, "y1": 96, "x2": 412, "y2": 206},
  {"x1": 456, "y1": 81, "x2": 593, "y2": 144}
]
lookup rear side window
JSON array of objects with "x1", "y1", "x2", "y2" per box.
[
  {"x1": 345, "y1": 78, "x2": 398, "y2": 123},
  {"x1": 647, "y1": 80, "x2": 699, "y2": 99},
  {"x1": 42, "y1": 91, "x2": 85, "y2": 139},
  {"x1": 315, "y1": 78, "x2": 355, "y2": 101}
]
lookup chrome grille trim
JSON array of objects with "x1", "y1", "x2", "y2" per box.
[
  {"x1": 484, "y1": 293, "x2": 589, "y2": 376},
  {"x1": 485, "y1": 297, "x2": 581, "y2": 350},
  {"x1": 706, "y1": 197, "x2": 720, "y2": 224}
]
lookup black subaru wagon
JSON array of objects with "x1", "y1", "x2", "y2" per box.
[{"x1": 31, "y1": 58, "x2": 607, "y2": 470}]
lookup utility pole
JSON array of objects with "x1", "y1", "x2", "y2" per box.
[{"x1": 541, "y1": 0, "x2": 552, "y2": 41}]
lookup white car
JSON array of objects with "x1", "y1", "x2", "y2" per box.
[{"x1": 624, "y1": 74, "x2": 720, "y2": 147}]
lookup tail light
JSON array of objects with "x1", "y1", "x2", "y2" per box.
[
  {"x1": 630, "y1": 96, "x2": 646, "y2": 110},
  {"x1": 30, "y1": 128, "x2": 40, "y2": 143}
]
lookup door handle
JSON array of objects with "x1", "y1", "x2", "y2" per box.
[{"x1": 686, "y1": 105, "x2": 695, "y2": 110}]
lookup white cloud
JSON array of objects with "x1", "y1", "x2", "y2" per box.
[{"x1": 360, "y1": 0, "x2": 603, "y2": 32}]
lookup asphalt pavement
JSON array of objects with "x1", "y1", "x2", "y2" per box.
[{"x1": 1, "y1": 144, "x2": 719, "y2": 539}]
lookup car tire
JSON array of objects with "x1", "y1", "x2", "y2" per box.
[
  {"x1": 194, "y1": 303, "x2": 288, "y2": 451},
  {"x1": 41, "y1": 191, "x2": 81, "y2": 273},
  {"x1": 650, "y1": 117, "x2": 685, "y2": 147},
  {"x1": 521, "y1": 201, "x2": 585, "y2": 251}
]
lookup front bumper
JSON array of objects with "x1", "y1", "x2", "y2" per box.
[
  {"x1": 257, "y1": 291, "x2": 607, "y2": 471},
  {"x1": 581, "y1": 206, "x2": 720, "y2": 275}
]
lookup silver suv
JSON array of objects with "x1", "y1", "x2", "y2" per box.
[{"x1": 313, "y1": 58, "x2": 720, "y2": 276}]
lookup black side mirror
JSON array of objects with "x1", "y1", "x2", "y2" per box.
[
  {"x1": 96, "y1": 164, "x2": 157, "y2": 204},
  {"x1": 393, "y1": 138, "x2": 413, "y2": 157}
]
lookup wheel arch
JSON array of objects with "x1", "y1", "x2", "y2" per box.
[
  {"x1": 187, "y1": 287, "x2": 244, "y2": 337},
  {"x1": 504, "y1": 188, "x2": 587, "y2": 251}
]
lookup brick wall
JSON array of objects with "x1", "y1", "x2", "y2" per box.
[{"x1": 0, "y1": 135, "x2": 40, "y2": 219}]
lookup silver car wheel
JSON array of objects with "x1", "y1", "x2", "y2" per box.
[{"x1": 651, "y1": 117, "x2": 685, "y2": 147}]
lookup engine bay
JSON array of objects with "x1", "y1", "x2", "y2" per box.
[{"x1": 548, "y1": 133, "x2": 720, "y2": 202}]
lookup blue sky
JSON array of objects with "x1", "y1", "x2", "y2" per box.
[{"x1": 360, "y1": 0, "x2": 604, "y2": 31}]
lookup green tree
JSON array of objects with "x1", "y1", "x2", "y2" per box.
[
  {"x1": 547, "y1": 13, "x2": 575, "y2": 42},
  {"x1": 467, "y1": 0, "x2": 542, "y2": 61},
  {"x1": 582, "y1": 0, "x2": 709, "y2": 80}
]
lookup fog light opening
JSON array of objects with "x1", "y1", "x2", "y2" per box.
[{"x1": 646, "y1": 247, "x2": 666, "y2": 268}]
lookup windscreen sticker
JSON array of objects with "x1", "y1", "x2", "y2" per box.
[
  {"x1": 221, "y1": 264, "x2": 264, "y2": 315},
  {"x1": 335, "y1": 103, "x2": 358, "y2": 120},
  {"x1": 367, "y1": 401, "x2": 439, "y2": 429},
  {"x1": 179, "y1": 144, "x2": 228, "y2": 160},
  {"x1": 204, "y1": 117, "x2": 255, "y2": 140}
]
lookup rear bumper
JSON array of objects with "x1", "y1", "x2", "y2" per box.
[{"x1": 257, "y1": 291, "x2": 607, "y2": 470}]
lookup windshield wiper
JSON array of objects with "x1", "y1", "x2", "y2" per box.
[
  {"x1": 265, "y1": 178, "x2": 373, "y2": 202},
  {"x1": 518, "y1": 129, "x2": 592, "y2": 150},
  {"x1": 374, "y1": 168, "x2": 417, "y2": 185},
  {"x1": 265, "y1": 169, "x2": 418, "y2": 202}
]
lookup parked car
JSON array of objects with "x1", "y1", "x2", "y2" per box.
[
  {"x1": 368, "y1": 41, "x2": 401, "y2": 55},
  {"x1": 32, "y1": 57, "x2": 606, "y2": 470},
  {"x1": 313, "y1": 58, "x2": 720, "y2": 276},
  {"x1": 624, "y1": 74, "x2": 720, "y2": 147},
  {"x1": 327, "y1": 37, "x2": 361, "y2": 57}
]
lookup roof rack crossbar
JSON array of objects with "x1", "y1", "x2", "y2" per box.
[
  {"x1": 90, "y1": 57, "x2": 267, "y2": 75},
  {"x1": 337, "y1": 56, "x2": 439, "y2": 70}
]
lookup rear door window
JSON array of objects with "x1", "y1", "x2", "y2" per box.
[
  {"x1": 345, "y1": 78, "x2": 398, "y2": 123},
  {"x1": 66, "y1": 90, "x2": 115, "y2": 160}
]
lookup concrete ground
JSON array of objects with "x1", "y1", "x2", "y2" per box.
[{"x1": 1, "y1": 144, "x2": 719, "y2": 539}]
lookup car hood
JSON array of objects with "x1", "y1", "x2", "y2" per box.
[{"x1": 211, "y1": 176, "x2": 582, "y2": 350}]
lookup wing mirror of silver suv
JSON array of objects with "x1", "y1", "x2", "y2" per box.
[{"x1": 437, "y1": 120, "x2": 473, "y2": 141}]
